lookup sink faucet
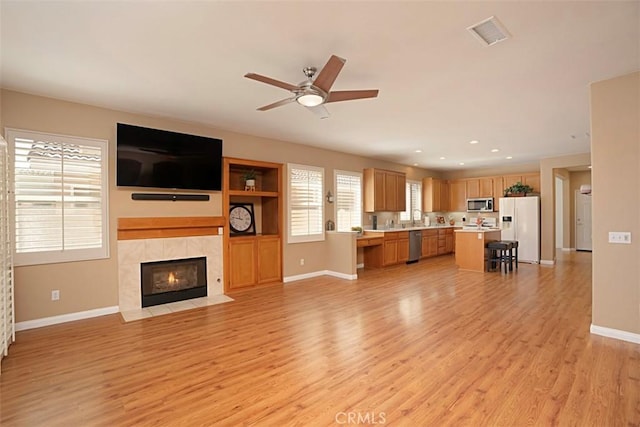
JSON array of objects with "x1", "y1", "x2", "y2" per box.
[{"x1": 411, "y1": 210, "x2": 422, "y2": 226}]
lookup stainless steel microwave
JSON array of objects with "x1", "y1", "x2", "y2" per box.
[{"x1": 467, "y1": 197, "x2": 494, "y2": 212}]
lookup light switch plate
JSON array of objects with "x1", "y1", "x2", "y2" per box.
[{"x1": 608, "y1": 232, "x2": 631, "y2": 244}]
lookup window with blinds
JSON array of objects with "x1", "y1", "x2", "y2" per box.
[
  {"x1": 288, "y1": 164, "x2": 324, "y2": 243},
  {"x1": 335, "y1": 170, "x2": 362, "y2": 232},
  {"x1": 7, "y1": 129, "x2": 109, "y2": 266},
  {"x1": 400, "y1": 180, "x2": 422, "y2": 222}
]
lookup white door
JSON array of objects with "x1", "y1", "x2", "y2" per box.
[{"x1": 576, "y1": 191, "x2": 592, "y2": 251}]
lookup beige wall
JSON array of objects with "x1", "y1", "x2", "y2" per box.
[
  {"x1": 590, "y1": 72, "x2": 639, "y2": 334},
  {"x1": 539, "y1": 153, "x2": 591, "y2": 262},
  {"x1": 1, "y1": 89, "x2": 439, "y2": 322}
]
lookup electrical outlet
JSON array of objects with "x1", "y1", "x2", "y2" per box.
[
  {"x1": 51, "y1": 290, "x2": 60, "y2": 301},
  {"x1": 608, "y1": 232, "x2": 632, "y2": 244},
  {"x1": 300, "y1": 258, "x2": 305, "y2": 266}
]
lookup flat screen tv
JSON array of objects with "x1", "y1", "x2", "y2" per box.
[{"x1": 116, "y1": 123, "x2": 222, "y2": 191}]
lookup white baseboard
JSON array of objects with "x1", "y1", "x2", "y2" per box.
[
  {"x1": 561, "y1": 247, "x2": 574, "y2": 252},
  {"x1": 284, "y1": 270, "x2": 357, "y2": 283},
  {"x1": 540, "y1": 259, "x2": 555, "y2": 265},
  {"x1": 15, "y1": 306, "x2": 120, "y2": 331},
  {"x1": 590, "y1": 324, "x2": 640, "y2": 344},
  {"x1": 356, "y1": 263, "x2": 364, "y2": 269}
]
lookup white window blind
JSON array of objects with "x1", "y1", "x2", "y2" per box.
[
  {"x1": 288, "y1": 164, "x2": 324, "y2": 243},
  {"x1": 335, "y1": 170, "x2": 362, "y2": 232},
  {"x1": 400, "y1": 180, "x2": 422, "y2": 222},
  {"x1": 0, "y1": 136, "x2": 15, "y2": 370},
  {"x1": 7, "y1": 129, "x2": 109, "y2": 266}
]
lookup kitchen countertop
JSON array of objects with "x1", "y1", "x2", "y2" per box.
[
  {"x1": 364, "y1": 225, "x2": 462, "y2": 233},
  {"x1": 454, "y1": 228, "x2": 502, "y2": 233}
]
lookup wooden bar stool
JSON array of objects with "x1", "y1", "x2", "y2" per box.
[{"x1": 487, "y1": 241, "x2": 514, "y2": 273}]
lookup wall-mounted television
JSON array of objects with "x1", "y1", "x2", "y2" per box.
[{"x1": 116, "y1": 123, "x2": 222, "y2": 191}]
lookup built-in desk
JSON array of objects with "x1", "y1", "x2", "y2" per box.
[{"x1": 358, "y1": 234, "x2": 384, "y2": 268}]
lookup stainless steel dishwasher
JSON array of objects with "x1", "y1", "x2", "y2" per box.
[{"x1": 408, "y1": 230, "x2": 422, "y2": 263}]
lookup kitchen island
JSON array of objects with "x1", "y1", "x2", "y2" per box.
[{"x1": 454, "y1": 229, "x2": 502, "y2": 272}]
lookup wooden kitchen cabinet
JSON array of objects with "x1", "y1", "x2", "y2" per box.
[
  {"x1": 523, "y1": 173, "x2": 540, "y2": 193},
  {"x1": 364, "y1": 168, "x2": 407, "y2": 212},
  {"x1": 421, "y1": 229, "x2": 439, "y2": 258},
  {"x1": 422, "y1": 177, "x2": 442, "y2": 212},
  {"x1": 437, "y1": 228, "x2": 454, "y2": 255},
  {"x1": 397, "y1": 233, "x2": 409, "y2": 262},
  {"x1": 493, "y1": 176, "x2": 504, "y2": 211},
  {"x1": 468, "y1": 177, "x2": 495, "y2": 199},
  {"x1": 383, "y1": 239, "x2": 398, "y2": 266},
  {"x1": 466, "y1": 179, "x2": 480, "y2": 199},
  {"x1": 480, "y1": 178, "x2": 494, "y2": 197},
  {"x1": 449, "y1": 180, "x2": 467, "y2": 212},
  {"x1": 382, "y1": 231, "x2": 410, "y2": 265}
]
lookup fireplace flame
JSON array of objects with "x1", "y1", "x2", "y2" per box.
[{"x1": 168, "y1": 272, "x2": 177, "y2": 285}]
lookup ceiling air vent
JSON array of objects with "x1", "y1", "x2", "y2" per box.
[{"x1": 467, "y1": 16, "x2": 510, "y2": 47}]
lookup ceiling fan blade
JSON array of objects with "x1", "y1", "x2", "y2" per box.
[
  {"x1": 307, "y1": 104, "x2": 330, "y2": 119},
  {"x1": 244, "y1": 73, "x2": 298, "y2": 92},
  {"x1": 257, "y1": 97, "x2": 295, "y2": 111},
  {"x1": 312, "y1": 55, "x2": 346, "y2": 92},
  {"x1": 326, "y1": 90, "x2": 379, "y2": 103}
]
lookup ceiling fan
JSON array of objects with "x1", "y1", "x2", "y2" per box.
[{"x1": 244, "y1": 55, "x2": 379, "y2": 118}]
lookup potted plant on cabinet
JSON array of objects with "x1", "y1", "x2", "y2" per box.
[
  {"x1": 242, "y1": 169, "x2": 257, "y2": 191},
  {"x1": 504, "y1": 182, "x2": 533, "y2": 197}
]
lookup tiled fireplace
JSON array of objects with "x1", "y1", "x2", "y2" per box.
[{"x1": 117, "y1": 217, "x2": 224, "y2": 313}]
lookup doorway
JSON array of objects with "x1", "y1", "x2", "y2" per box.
[{"x1": 576, "y1": 191, "x2": 592, "y2": 251}]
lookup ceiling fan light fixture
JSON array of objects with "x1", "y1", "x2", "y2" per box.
[{"x1": 296, "y1": 93, "x2": 324, "y2": 107}]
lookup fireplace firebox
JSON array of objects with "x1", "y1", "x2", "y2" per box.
[{"x1": 140, "y1": 257, "x2": 207, "y2": 307}]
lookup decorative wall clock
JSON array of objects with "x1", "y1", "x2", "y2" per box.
[{"x1": 229, "y1": 203, "x2": 256, "y2": 235}]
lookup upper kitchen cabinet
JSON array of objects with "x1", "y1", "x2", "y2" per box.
[
  {"x1": 422, "y1": 177, "x2": 450, "y2": 212},
  {"x1": 364, "y1": 168, "x2": 406, "y2": 212},
  {"x1": 502, "y1": 173, "x2": 540, "y2": 194},
  {"x1": 449, "y1": 180, "x2": 467, "y2": 212},
  {"x1": 467, "y1": 177, "x2": 494, "y2": 198}
]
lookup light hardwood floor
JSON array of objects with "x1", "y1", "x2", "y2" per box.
[{"x1": 1, "y1": 252, "x2": 638, "y2": 426}]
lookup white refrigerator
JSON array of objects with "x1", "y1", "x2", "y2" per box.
[{"x1": 499, "y1": 196, "x2": 540, "y2": 263}]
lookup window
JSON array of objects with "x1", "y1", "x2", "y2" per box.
[
  {"x1": 7, "y1": 129, "x2": 109, "y2": 266},
  {"x1": 288, "y1": 164, "x2": 324, "y2": 243},
  {"x1": 334, "y1": 170, "x2": 362, "y2": 232},
  {"x1": 400, "y1": 180, "x2": 422, "y2": 222}
]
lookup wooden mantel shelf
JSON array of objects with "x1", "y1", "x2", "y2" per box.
[{"x1": 117, "y1": 216, "x2": 225, "y2": 240}]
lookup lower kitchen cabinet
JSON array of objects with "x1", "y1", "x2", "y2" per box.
[
  {"x1": 382, "y1": 231, "x2": 409, "y2": 266},
  {"x1": 437, "y1": 228, "x2": 454, "y2": 255},
  {"x1": 229, "y1": 235, "x2": 282, "y2": 290},
  {"x1": 421, "y1": 230, "x2": 439, "y2": 258},
  {"x1": 419, "y1": 228, "x2": 455, "y2": 258}
]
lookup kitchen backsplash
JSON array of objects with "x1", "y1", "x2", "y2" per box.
[{"x1": 363, "y1": 211, "x2": 500, "y2": 228}]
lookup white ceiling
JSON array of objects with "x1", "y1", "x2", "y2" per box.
[{"x1": 1, "y1": 1, "x2": 638, "y2": 171}]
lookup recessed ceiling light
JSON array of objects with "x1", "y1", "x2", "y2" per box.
[
  {"x1": 588, "y1": 165, "x2": 592, "y2": 169},
  {"x1": 439, "y1": 156, "x2": 446, "y2": 160},
  {"x1": 413, "y1": 163, "x2": 418, "y2": 166},
  {"x1": 415, "y1": 149, "x2": 422, "y2": 153},
  {"x1": 459, "y1": 162, "x2": 465, "y2": 165},
  {"x1": 469, "y1": 140, "x2": 479, "y2": 144},
  {"x1": 506, "y1": 156, "x2": 513, "y2": 160},
  {"x1": 491, "y1": 148, "x2": 499, "y2": 152}
]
